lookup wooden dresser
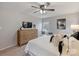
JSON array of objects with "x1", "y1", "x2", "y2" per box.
[{"x1": 17, "y1": 29, "x2": 38, "y2": 46}]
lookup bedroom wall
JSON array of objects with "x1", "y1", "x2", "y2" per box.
[
  {"x1": 0, "y1": 3, "x2": 41, "y2": 50},
  {"x1": 43, "y1": 12, "x2": 79, "y2": 35}
]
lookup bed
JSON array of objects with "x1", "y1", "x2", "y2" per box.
[
  {"x1": 24, "y1": 35, "x2": 60, "y2": 56},
  {"x1": 24, "y1": 32, "x2": 79, "y2": 56}
]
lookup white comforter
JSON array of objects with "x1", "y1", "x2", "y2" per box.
[
  {"x1": 25, "y1": 35, "x2": 59, "y2": 56},
  {"x1": 25, "y1": 34, "x2": 79, "y2": 56}
]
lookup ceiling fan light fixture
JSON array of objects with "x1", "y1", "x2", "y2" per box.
[
  {"x1": 32, "y1": 2, "x2": 55, "y2": 14},
  {"x1": 43, "y1": 10, "x2": 46, "y2": 13},
  {"x1": 40, "y1": 10, "x2": 43, "y2": 14},
  {"x1": 44, "y1": 6, "x2": 46, "y2": 8},
  {"x1": 40, "y1": 10, "x2": 46, "y2": 14}
]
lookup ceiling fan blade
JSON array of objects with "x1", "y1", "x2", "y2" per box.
[
  {"x1": 45, "y1": 9, "x2": 55, "y2": 11},
  {"x1": 32, "y1": 6, "x2": 39, "y2": 9},
  {"x1": 45, "y1": 2, "x2": 50, "y2": 6},
  {"x1": 33, "y1": 10, "x2": 40, "y2": 13}
]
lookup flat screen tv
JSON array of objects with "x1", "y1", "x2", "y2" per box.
[{"x1": 22, "y1": 22, "x2": 32, "y2": 28}]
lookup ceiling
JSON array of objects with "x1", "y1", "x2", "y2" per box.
[{"x1": 0, "y1": 2, "x2": 79, "y2": 18}]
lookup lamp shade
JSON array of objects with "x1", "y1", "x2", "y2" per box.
[{"x1": 71, "y1": 25, "x2": 79, "y2": 31}]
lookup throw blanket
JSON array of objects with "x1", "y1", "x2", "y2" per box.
[
  {"x1": 50, "y1": 34, "x2": 69, "y2": 55},
  {"x1": 50, "y1": 34, "x2": 68, "y2": 47},
  {"x1": 50, "y1": 32, "x2": 79, "y2": 55}
]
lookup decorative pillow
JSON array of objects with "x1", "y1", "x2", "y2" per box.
[
  {"x1": 71, "y1": 32, "x2": 79, "y2": 40},
  {"x1": 50, "y1": 33, "x2": 67, "y2": 43},
  {"x1": 50, "y1": 35, "x2": 54, "y2": 42},
  {"x1": 62, "y1": 35, "x2": 69, "y2": 39}
]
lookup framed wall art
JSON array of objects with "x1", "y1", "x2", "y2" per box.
[{"x1": 57, "y1": 18, "x2": 66, "y2": 29}]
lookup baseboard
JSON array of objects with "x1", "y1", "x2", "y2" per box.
[{"x1": 0, "y1": 44, "x2": 16, "y2": 51}]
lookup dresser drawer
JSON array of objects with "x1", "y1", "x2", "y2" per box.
[{"x1": 17, "y1": 29, "x2": 38, "y2": 46}]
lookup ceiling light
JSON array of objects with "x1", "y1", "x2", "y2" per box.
[
  {"x1": 43, "y1": 10, "x2": 46, "y2": 13},
  {"x1": 40, "y1": 10, "x2": 43, "y2": 14},
  {"x1": 40, "y1": 10, "x2": 46, "y2": 14},
  {"x1": 44, "y1": 6, "x2": 46, "y2": 8}
]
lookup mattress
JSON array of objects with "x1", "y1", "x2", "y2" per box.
[{"x1": 24, "y1": 35, "x2": 59, "y2": 56}]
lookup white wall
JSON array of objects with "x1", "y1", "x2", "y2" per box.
[
  {"x1": 43, "y1": 13, "x2": 79, "y2": 35},
  {"x1": 0, "y1": 3, "x2": 41, "y2": 50}
]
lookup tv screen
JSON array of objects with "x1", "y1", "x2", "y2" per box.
[{"x1": 22, "y1": 22, "x2": 32, "y2": 28}]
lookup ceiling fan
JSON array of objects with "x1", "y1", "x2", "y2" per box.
[{"x1": 32, "y1": 2, "x2": 55, "y2": 14}]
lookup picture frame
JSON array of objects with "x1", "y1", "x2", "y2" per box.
[{"x1": 57, "y1": 18, "x2": 66, "y2": 29}]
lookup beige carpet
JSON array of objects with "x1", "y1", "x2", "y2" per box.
[
  {"x1": 0, "y1": 44, "x2": 79, "y2": 56},
  {"x1": 0, "y1": 45, "x2": 27, "y2": 56}
]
